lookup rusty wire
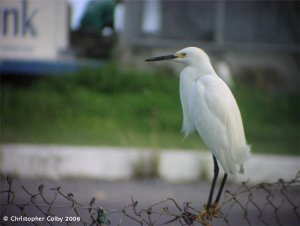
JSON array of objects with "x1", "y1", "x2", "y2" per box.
[{"x1": 1, "y1": 172, "x2": 300, "y2": 226}]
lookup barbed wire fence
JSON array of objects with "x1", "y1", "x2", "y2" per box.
[{"x1": 1, "y1": 171, "x2": 299, "y2": 226}]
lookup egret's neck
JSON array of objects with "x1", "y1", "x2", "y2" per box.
[
  {"x1": 181, "y1": 63, "x2": 217, "y2": 81},
  {"x1": 187, "y1": 57, "x2": 217, "y2": 78},
  {"x1": 198, "y1": 64, "x2": 217, "y2": 76}
]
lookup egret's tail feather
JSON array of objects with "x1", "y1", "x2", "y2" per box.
[
  {"x1": 239, "y1": 145, "x2": 251, "y2": 162},
  {"x1": 221, "y1": 144, "x2": 251, "y2": 176},
  {"x1": 236, "y1": 145, "x2": 251, "y2": 174},
  {"x1": 239, "y1": 164, "x2": 244, "y2": 174}
]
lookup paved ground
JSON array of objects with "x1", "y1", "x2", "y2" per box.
[{"x1": 1, "y1": 177, "x2": 299, "y2": 226}]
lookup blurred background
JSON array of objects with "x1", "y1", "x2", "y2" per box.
[{"x1": 1, "y1": 0, "x2": 299, "y2": 155}]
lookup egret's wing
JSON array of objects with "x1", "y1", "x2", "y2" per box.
[
  {"x1": 189, "y1": 75, "x2": 249, "y2": 174},
  {"x1": 180, "y1": 68, "x2": 197, "y2": 137}
]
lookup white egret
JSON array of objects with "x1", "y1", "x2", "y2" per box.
[{"x1": 146, "y1": 47, "x2": 251, "y2": 222}]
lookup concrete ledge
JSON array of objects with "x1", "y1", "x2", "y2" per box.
[
  {"x1": 0, "y1": 145, "x2": 152, "y2": 180},
  {"x1": 1, "y1": 144, "x2": 299, "y2": 184}
]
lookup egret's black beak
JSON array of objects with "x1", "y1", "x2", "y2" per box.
[{"x1": 145, "y1": 54, "x2": 178, "y2": 62}]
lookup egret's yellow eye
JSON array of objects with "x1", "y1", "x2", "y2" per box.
[
  {"x1": 175, "y1": 53, "x2": 186, "y2": 58},
  {"x1": 179, "y1": 53, "x2": 186, "y2": 58}
]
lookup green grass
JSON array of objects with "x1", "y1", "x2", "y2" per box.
[{"x1": 1, "y1": 63, "x2": 299, "y2": 155}]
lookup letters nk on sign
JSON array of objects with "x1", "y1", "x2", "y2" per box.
[
  {"x1": 1, "y1": 0, "x2": 37, "y2": 36},
  {"x1": 0, "y1": 0, "x2": 69, "y2": 60}
]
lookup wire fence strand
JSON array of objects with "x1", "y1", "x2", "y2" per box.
[{"x1": 1, "y1": 172, "x2": 300, "y2": 226}]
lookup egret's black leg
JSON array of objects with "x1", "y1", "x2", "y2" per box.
[
  {"x1": 206, "y1": 155, "x2": 219, "y2": 210},
  {"x1": 214, "y1": 173, "x2": 228, "y2": 204}
]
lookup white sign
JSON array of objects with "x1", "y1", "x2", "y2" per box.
[{"x1": 0, "y1": 0, "x2": 69, "y2": 60}]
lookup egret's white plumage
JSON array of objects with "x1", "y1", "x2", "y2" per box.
[
  {"x1": 146, "y1": 47, "x2": 251, "y2": 219},
  {"x1": 147, "y1": 47, "x2": 251, "y2": 176},
  {"x1": 176, "y1": 47, "x2": 250, "y2": 175}
]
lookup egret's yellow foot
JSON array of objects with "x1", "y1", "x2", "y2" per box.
[
  {"x1": 197, "y1": 206, "x2": 212, "y2": 226},
  {"x1": 197, "y1": 203, "x2": 221, "y2": 226},
  {"x1": 209, "y1": 202, "x2": 221, "y2": 218}
]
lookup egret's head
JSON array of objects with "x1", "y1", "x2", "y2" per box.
[{"x1": 145, "y1": 47, "x2": 210, "y2": 66}]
